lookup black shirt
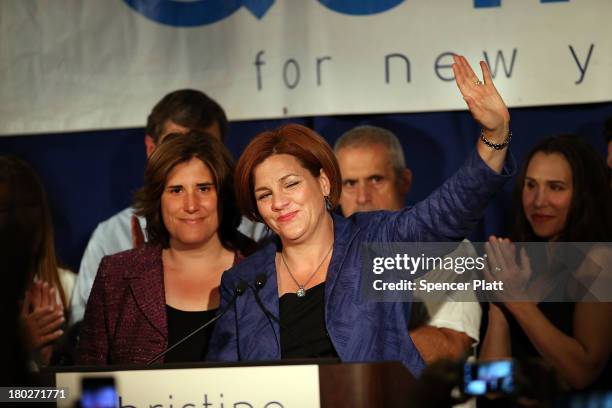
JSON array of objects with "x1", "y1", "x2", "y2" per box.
[
  {"x1": 164, "y1": 305, "x2": 217, "y2": 363},
  {"x1": 279, "y1": 282, "x2": 339, "y2": 359}
]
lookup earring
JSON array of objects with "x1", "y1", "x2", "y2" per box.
[{"x1": 324, "y1": 195, "x2": 332, "y2": 211}]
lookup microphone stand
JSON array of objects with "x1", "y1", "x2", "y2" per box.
[{"x1": 146, "y1": 279, "x2": 248, "y2": 365}]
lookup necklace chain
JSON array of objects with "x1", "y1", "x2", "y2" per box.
[{"x1": 280, "y1": 243, "x2": 333, "y2": 298}]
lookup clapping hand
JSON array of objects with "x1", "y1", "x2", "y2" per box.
[
  {"x1": 483, "y1": 236, "x2": 533, "y2": 302},
  {"x1": 20, "y1": 281, "x2": 65, "y2": 365}
]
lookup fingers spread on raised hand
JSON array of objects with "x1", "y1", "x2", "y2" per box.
[
  {"x1": 459, "y1": 55, "x2": 480, "y2": 83},
  {"x1": 455, "y1": 55, "x2": 478, "y2": 85},
  {"x1": 452, "y1": 55, "x2": 466, "y2": 79},
  {"x1": 480, "y1": 60, "x2": 493, "y2": 85},
  {"x1": 456, "y1": 55, "x2": 475, "y2": 83},
  {"x1": 454, "y1": 57, "x2": 482, "y2": 109},
  {"x1": 454, "y1": 55, "x2": 489, "y2": 107},
  {"x1": 452, "y1": 57, "x2": 469, "y2": 92}
]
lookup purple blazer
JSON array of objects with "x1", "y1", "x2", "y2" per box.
[
  {"x1": 208, "y1": 150, "x2": 515, "y2": 377},
  {"x1": 76, "y1": 244, "x2": 244, "y2": 365}
]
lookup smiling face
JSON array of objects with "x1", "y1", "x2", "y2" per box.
[
  {"x1": 253, "y1": 154, "x2": 330, "y2": 244},
  {"x1": 522, "y1": 152, "x2": 574, "y2": 241},
  {"x1": 336, "y1": 144, "x2": 410, "y2": 217},
  {"x1": 161, "y1": 157, "x2": 220, "y2": 250}
]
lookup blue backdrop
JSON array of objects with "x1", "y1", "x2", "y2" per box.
[{"x1": 1, "y1": 102, "x2": 611, "y2": 272}]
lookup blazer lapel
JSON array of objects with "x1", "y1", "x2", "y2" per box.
[
  {"x1": 243, "y1": 243, "x2": 282, "y2": 359},
  {"x1": 325, "y1": 213, "x2": 360, "y2": 304},
  {"x1": 323, "y1": 213, "x2": 361, "y2": 357},
  {"x1": 127, "y1": 245, "x2": 167, "y2": 339}
]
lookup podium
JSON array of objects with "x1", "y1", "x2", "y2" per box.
[{"x1": 44, "y1": 360, "x2": 416, "y2": 407}]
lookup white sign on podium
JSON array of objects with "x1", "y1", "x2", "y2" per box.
[{"x1": 56, "y1": 364, "x2": 320, "y2": 408}]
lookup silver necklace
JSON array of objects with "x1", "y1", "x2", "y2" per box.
[{"x1": 280, "y1": 244, "x2": 333, "y2": 298}]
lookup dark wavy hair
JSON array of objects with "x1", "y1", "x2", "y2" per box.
[
  {"x1": 512, "y1": 135, "x2": 612, "y2": 242},
  {"x1": 134, "y1": 131, "x2": 250, "y2": 251},
  {"x1": 146, "y1": 89, "x2": 228, "y2": 142}
]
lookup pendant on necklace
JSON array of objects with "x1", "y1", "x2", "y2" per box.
[{"x1": 296, "y1": 287, "x2": 306, "y2": 298}]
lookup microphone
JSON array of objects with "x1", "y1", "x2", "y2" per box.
[
  {"x1": 251, "y1": 274, "x2": 279, "y2": 325},
  {"x1": 249, "y1": 273, "x2": 280, "y2": 352},
  {"x1": 254, "y1": 273, "x2": 267, "y2": 291},
  {"x1": 146, "y1": 279, "x2": 248, "y2": 365}
]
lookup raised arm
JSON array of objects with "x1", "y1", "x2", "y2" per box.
[
  {"x1": 452, "y1": 55, "x2": 510, "y2": 174},
  {"x1": 370, "y1": 57, "x2": 514, "y2": 242},
  {"x1": 365, "y1": 146, "x2": 514, "y2": 244}
]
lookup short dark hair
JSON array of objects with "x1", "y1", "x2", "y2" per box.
[
  {"x1": 145, "y1": 89, "x2": 228, "y2": 142},
  {"x1": 134, "y1": 131, "x2": 244, "y2": 250},
  {"x1": 235, "y1": 124, "x2": 342, "y2": 223},
  {"x1": 513, "y1": 135, "x2": 612, "y2": 242}
]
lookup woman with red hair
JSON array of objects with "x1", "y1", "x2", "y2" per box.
[{"x1": 208, "y1": 56, "x2": 514, "y2": 376}]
